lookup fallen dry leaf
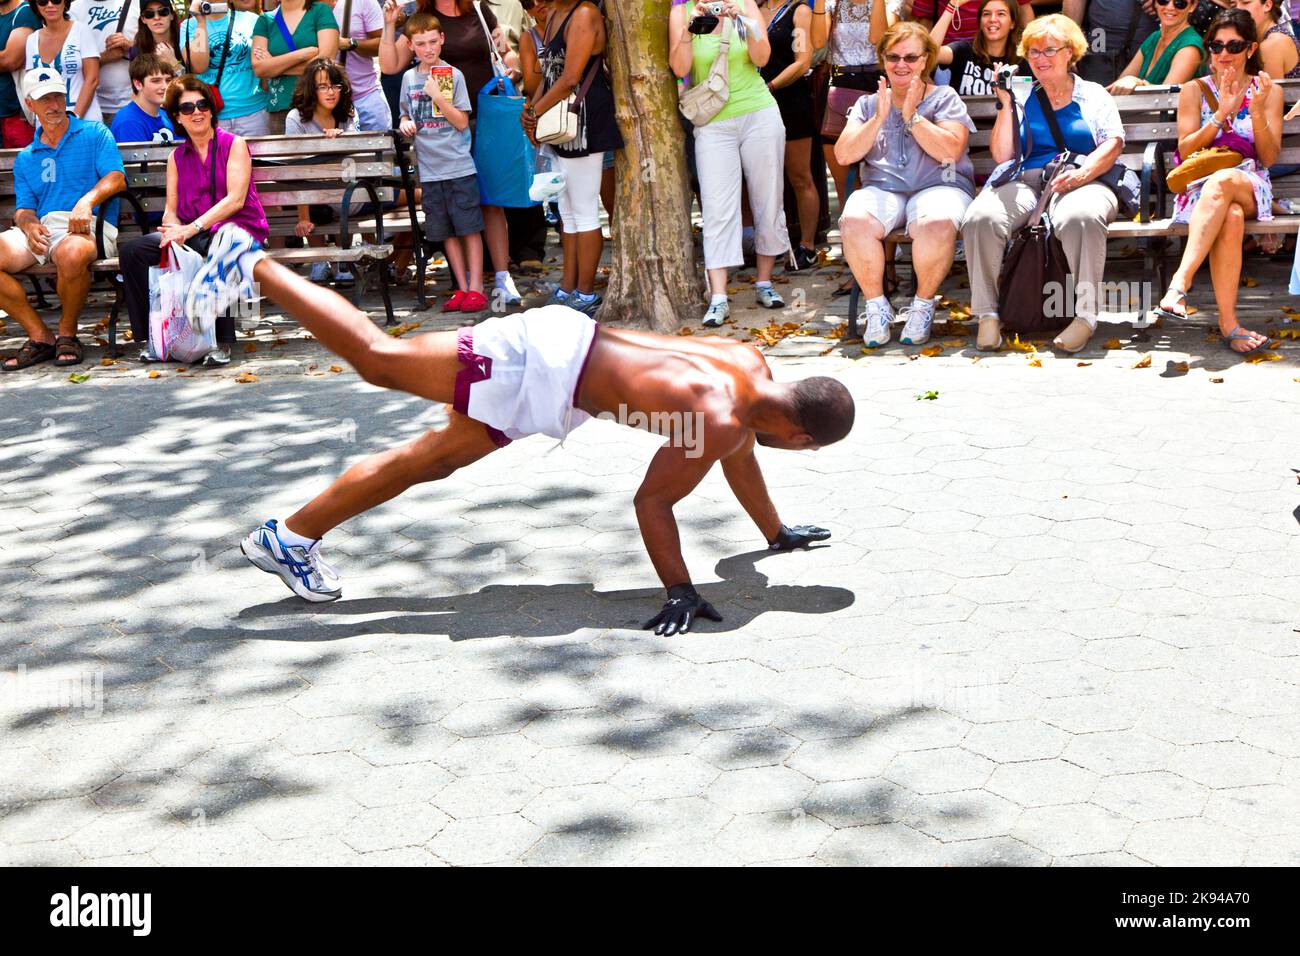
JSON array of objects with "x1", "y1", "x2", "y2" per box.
[
  {"x1": 100, "y1": 358, "x2": 116, "y2": 367},
  {"x1": 234, "y1": 372, "x2": 258, "y2": 383},
  {"x1": 1278, "y1": 329, "x2": 1300, "y2": 340},
  {"x1": 1133, "y1": 354, "x2": 1152, "y2": 369},
  {"x1": 920, "y1": 345, "x2": 944, "y2": 357},
  {"x1": 386, "y1": 322, "x2": 421, "y2": 337},
  {"x1": 1210, "y1": 377, "x2": 1224, "y2": 383},
  {"x1": 1245, "y1": 351, "x2": 1283, "y2": 363},
  {"x1": 1076, "y1": 361, "x2": 1092, "y2": 367},
  {"x1": 147, "y1": 370, "x2": 161, "y2": 379},
  {"x1": 941, "y1": 338, "x2": 966, "y2": 348},
  {"x1": 1028, "y1": 357, "x2": 1043, "y2": 368},
  {"x1": 1242, "y1": 276, "x2": 1259, "y2": 288},
  {"x1": 1008, "y1": 335, "x2": 1036, "y2": 354},
  {"x1": 1172, "y1": 361, "x2": 1190, "y2": 373},
  {"x1": 677, "y1": 328, "x2": 695, "y2": 336},
  {"x1": 1103, "y1": 338, "x2": 1122, "y2": 350},
  {"x1": 244, "y1": 343, "x2": 258, "y2": 353},
  {"x1": 329, "y1": 364, "x2": 344, "y2": 373}
]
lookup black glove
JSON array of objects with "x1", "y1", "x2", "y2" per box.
[
  {"x1": 642, "y1": 583, "x2": 723, "y2": 636},
  {"x1": 768, "y1": 524, "x2": 832, "y2": 551}
]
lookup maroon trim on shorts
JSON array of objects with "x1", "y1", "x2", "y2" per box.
[
  {"x1": 454, "y1": 326, "x2": 512, "y2": 448},
  {"x1": 571, "y1": 323, "x2": 599, "y2": 409}
]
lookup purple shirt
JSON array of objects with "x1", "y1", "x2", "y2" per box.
[
  {"x1": 174, "y1": 127, "x2": 269, "y2": 245},
  {"x1": 335, "y1": 0, "x2": 384, "y2": 99}
]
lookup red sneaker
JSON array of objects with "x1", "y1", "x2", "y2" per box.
[
  {"x1": 460, "y1": 290, "x2": 488, "y2": 313},
  {"x1": 443, "y1": 290, "x2": 468, "y2": 312}
]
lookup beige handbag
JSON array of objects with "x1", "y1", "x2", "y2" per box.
[
  {"x1": 537, "y1": 61, "x2": 601, "y2": 145},
  {"x1": 678, "y1": 19, "x2": 732, "y2": 127}
]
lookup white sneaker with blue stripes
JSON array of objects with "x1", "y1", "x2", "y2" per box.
[{"x1": 241, "y1": 519, "x2": 342, "y2": 602}]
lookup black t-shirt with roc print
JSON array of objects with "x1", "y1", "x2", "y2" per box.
[{"x1": 945, "y1": 40, "x2": 1028, "y2": 97}]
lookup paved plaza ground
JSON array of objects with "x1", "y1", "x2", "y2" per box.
[{"x1": 1, "y1": 250, "x2": 1298, "y2": 866}]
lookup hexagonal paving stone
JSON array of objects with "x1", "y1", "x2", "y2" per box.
[
  {"x1": 1126, "y1": 818, "x2": 1252, "y2": 867},
  {"x1": 341, "y1": 803, "x2": 451, "y2": 854},
  {"x1": 1203, "y1": 784, "x2": 1300, "y2": 837},
  {"x1": 934, "y1": 837, "x2": 1049, "y2": 866},
  {"x1": 985, "y1": 759, "x2": 1099, "y2": 807},
  {"x1": 962, "y1": 720, "x2": 1069, "y2": 763},
  {"x1": 786, "y1": 736, "x2": 896, "y2": 783},
  {"x1": 1011, "y1": 804, "x2": 1132, "y2": 857},
  {"x1": 428, "y1": 815, "x2": 543, "y2": 865},
  {"x1": 884, "y1": 748, "x2": 994, "y2": 795},
  {"x1": 431, "y1": 772, "x2": 543, "y2": 819},
  {"x1": 705, "y1": 766, "x2": 815, "y2": 815},
  {"x1": 608, "y1": 755, "x2": 719, "y2": 801},
  {"x1": 817, "y1": 822, "x2": 943, "y2": 866},
  {"x1": 1091, "y1": 771, "x2": 1209, "y2": 822},
  {"x1": 904, "y1": 789, "x2": 1022, "y2": 843},
  {"x1": 801, "y1": 779, "x2": 916, "y2": 829},
  {"x1": 1167, "y1": 741, "x2": 1282, "y2": 789},
  {"x1": 694, "y1": 727, "x2": 800, "y2": 771},
  {"x1": 712, "y1": 811, "x2": 833, "y2": 864}
]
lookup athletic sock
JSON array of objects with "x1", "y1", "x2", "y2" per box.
[
  {"x1": 276, "y1": 520, "x2": 318, "y2": 549},
  {"x1": 710, "y1": 293, "x2": 728, "y2": 306},
  {"x1": 754, "y1": 280, "x2": 773, "y2": 290},
  {"x1": 868, "y1": 294, "x2": 891, "y2": 313},
  {"x1": 910, "y1": 296, "x2": 935, "y2": 315}
]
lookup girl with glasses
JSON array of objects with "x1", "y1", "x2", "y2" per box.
[
  {"x1": 962, "y1": 14, "x2": 1125, "y2": 354},
  {"x1": 286, "y1": 58, "x2": 361, "y2": 281},
  {"x1": 1153, "y1": 9, "x2": 1281, "y2": 354},
  {"x1": 130, "y1": 0, "x2": 181, "y2": 64},
  {"x1": 25, "y1": 0, "x2": 102, "y2": 121},
  {"x1": 1109, "y1": 0, "x2": 1206, "y2": 93},
  {"x1": 1235, "y1": 0, "x2": 1300, "y2": 78}
]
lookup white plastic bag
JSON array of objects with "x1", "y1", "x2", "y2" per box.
[{"x1": 148, "y1": 242, "x2": 212, "y2": 364}]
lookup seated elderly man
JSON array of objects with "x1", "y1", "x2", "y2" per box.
[{"x1": 0, "y1": 67, "x2": 126, "y2": 370}]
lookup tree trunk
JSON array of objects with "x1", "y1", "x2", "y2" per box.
[{"x1": 601, "y1": 0, "x2": 700, "y2": 332}]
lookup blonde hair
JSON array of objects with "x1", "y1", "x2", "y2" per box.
[
  {"x1": 1018, "y1": 14, "x2": 1089, "y2": 65},
  {"x1": 878, "y1": 21, "x2": 940, "y2": 76}
]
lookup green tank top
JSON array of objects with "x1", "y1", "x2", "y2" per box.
[{"x1": 686, "y1": 1, "x2": 777, "y2": 123}]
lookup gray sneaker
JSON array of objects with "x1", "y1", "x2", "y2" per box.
[
  {"x1": 201, "y1": 347, "x2": 231, "y2": 368},
  {"x1": 702, "y1": 299, "x2": 730, "y2": 326},
  {"x1": 545, "y1": 287, "x2": 571, "y2": 307},
  {"x1": 756, "y1": 285, "x2": 785, "y2": 309}
]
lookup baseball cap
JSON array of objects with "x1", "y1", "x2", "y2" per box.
[{"x1": 22, "y1": 67, "x2": 66, "y2": 103}]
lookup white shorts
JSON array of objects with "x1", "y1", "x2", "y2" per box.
[
  {"x1": 841, "y1": 184, "x2": 972, "y2": 236},
  {"x1": 1, "y1": 210, "x2": 118, "y2": 266},
  {"x1": 454, "y1": 306, "x2": 599, "y2": 444}
]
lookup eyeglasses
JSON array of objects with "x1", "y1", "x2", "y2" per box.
[
  {"x1": 883, "y1": 53, "x2": 925, "y2": 65},
  {"x1": 1026, "y1": 46, "x2": 1066, "y2": 59},
  {"x1": 1154, "y1": 0, "x2": 1189, "y2": 8},
  {"x1": 1206, "y1": 38, "x2": 1250, "y2": 54},
  {"x1": 141, "y1": 7, "x2": 172, "y2": 17},
  {"x1": 176, "y1": 99, "x2": 212, "y2": 115},
  {"x1": 316, "y1": 84, "x2": 343, "y2": 93}
]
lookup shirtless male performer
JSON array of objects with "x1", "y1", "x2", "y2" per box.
[{"x1": 235, "y1": 257, "x2": 856, "y2": 635}]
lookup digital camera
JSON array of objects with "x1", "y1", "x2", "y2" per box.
[{"x1": 193, "y1": 2, "x2": 229, "y2": 14}]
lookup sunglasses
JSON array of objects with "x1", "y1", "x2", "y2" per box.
[
  {"x1": 1206, "y1": 38, "x2": 1250, "y2": 54},
  {"x1": 176, "y1": 98, "x2": 212, "y2": 115},
  {"x1": 883, "y1": 53, "x2": 925, "y2": 65},
  {"x1": 36, "y1": 0, "x2": 66, "y2": 6},
  {"x1": 1154, "y1": 0, "x2": 1189, "y2": 8},
  {"x1": 142, "y1": 7, "x2": 172, "y2": 17}
]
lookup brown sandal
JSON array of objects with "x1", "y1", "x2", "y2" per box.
[
  {"x1": 2, "y1": 338, "x2": 56, "y2": 371},
  {"x1": 52, "y1": 336, "x2": 84, "y2": 367}
]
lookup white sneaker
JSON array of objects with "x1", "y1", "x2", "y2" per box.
[
  {"x1": 861, "y1": 301, "x2": 893, "y2": 347},
  {"x1": 241, "y1": 519, "x2": 342, "y2": 602},
  {"x1": 899, "y1": 306, "x2": 934, "y2": 346},
  {"x1": 495, "y1": 274, "x2": 522, "y2": 307},
  {"x1": 703, "y1": 299, "x2": 730, "y2": 326}
]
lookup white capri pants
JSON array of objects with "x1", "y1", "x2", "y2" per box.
[
  {"x1": 841, "y1": 183, "x2": 973, "y2": 235},
  {"x1": 556, "y1": 152, "x2": 605, "y2": 234},
  {"x1": 694, "y1": 105, "x2": 789, "y2": 270}
]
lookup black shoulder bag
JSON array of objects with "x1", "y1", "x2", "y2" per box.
[{"x1": 1033, "y1": 85, "x2": 1141, "y2": 217}]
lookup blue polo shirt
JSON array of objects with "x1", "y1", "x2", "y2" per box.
[{"x1": 14, "y1": 116, "x2": 125, "y2": 227}]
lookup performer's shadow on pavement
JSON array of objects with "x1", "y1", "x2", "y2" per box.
[{"x1": 186, "y1": 548, "x2": 854, "y2": 643}]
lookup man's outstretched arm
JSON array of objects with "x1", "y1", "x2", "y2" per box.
[{"x1": 721, "y1": 431, "x2": 832, "y2": 551}]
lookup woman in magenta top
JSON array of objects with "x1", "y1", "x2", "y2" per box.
[{"x1": 120, "y1": 75, "x2": 269, "y2": 366}]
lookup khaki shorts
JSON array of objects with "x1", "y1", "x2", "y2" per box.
[{"x1": 2, "y1": 210, "x2": 118, "y2": 266}]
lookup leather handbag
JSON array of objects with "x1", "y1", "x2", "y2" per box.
[
  {"x1": 821, "y1": 85, "x2": 867, "y2": 142},
  {"x1": 536, "y1": 59, "x2": 600, "y2": 145},
  {"x1": 678, "y1": 18, "x2": 732, "y2": 126},
  {"x1": 1034, "y1": 87, "x2": 1141, "y2": 217},
  {"x1": 997, "y1": 160, "x2": 1075, "y2": 337},
  {"x1": 1166, "y1": 79, "x2": 1245, "y2": 193}
]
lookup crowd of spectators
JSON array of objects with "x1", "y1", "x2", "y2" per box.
[{"x1": 0, "y1": 0, "x2": 1296, "y2": 369}]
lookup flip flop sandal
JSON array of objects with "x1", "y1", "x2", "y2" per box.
[
  {"x1": 1, "y1": 338, "x2": 56, "y2": 371},
  {"x1": 1149, "y1": 287, "x2": 1190, "y2": 323},
  {"x1": 52, "y1": 336, "x2": 84, "y2": 367},
  {"x1": 1223, "y1": 326, "x2": 1268, "y2": 355}
]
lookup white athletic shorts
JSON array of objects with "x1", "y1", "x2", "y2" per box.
[
  {"x1": 840, "y1": 183, "x2": 972, "y2": 236},
  {"x1": 454, "y1": 306, "x2": 599, "y2": 445}
]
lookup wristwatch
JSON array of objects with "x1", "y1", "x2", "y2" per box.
[{"x1": 904, "y1": 113, "x2": 920, "y2": 133}]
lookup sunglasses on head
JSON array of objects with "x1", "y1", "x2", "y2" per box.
[
  {"x1": 177, "y1": 98, "x2": 212, "y2": 115},
  {"x1": 142, "y1": 6, "x2": 172, "y2": 17},
  {"x1": 1154, "y1": 0, "x2": 1189, "y2": 8},
  {"x1": 1207, "y1": 38, "x2": 1250, "y2": 54}
]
